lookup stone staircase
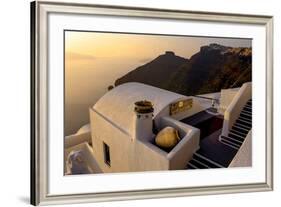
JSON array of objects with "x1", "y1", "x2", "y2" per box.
[
  {"x1": 186, "y1": 99, "x2": 252, "y2": 170},
  {"x1": 187, "y1": 152, "x2": 224, "y2": 169},
  {"x1": 220, "y1": 99, "x2": 252, "y2": 150}
]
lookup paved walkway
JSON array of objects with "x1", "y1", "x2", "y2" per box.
[
  {"x1": 197, "y1": 129, "x2": 238, "y2": 167},
  {"x1": 181, "y1": 110, "x2": 223, "y2": 139}
]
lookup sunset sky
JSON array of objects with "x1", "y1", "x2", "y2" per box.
[
  {"x1": 65, "y1": 31, "x2": 251, "y2": 63},
  {"x1": 64, "y1": 31, "x2": 251, "y2": 135}
]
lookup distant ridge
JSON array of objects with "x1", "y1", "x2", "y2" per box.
[
  {"x1": 115, "y1": 51, "x2": 188, "y2": 89},
  {"x1": 115, "y1": 44, "x2": 252, "y2": 96}
]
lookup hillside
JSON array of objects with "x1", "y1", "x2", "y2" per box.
[
  {"x1": 115, "y1": 44, "x2": 252, "y2": 96},
  {"x1": 115, "y1": 51, "x2": 188, "y2": 88}
]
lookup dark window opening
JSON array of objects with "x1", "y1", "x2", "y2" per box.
[{"x1": 103, "y1": 142, "x2": 111, "y2": 166}]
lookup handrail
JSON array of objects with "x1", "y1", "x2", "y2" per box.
[
  {"x1": 194, "y1": 95, "x2": 220, "y2": 109},
  {"x1": 194, "y1": 95, "x2": 219, "y2": 102}
]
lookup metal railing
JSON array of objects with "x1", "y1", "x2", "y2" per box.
[{"x1": 194, "y1": 95, "x2": 220, "y2": 108}]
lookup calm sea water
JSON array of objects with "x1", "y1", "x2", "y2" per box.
[{"x1": 65, "y1": 57, "x2": 146, "y2": 135}]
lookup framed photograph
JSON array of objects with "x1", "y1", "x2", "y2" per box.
[{"x1": 31, "y1": 1, "x2": 273, "y2": 205}]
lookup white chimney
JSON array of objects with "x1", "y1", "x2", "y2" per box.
[{"x1": 133, "y1": 100, "x2": 154, "y2": 141}]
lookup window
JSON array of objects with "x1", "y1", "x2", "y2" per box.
[{"x1": 103, "y1": 142, "x2": 111, "y2": 166}]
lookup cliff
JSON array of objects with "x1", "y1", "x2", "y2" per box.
[{"x1": 115, "y1": 44, "x2": 252, "y2": 96}]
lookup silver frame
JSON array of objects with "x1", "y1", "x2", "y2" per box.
[{"x1": 31, "y1": 1, "x2": 274, "y2": 205}]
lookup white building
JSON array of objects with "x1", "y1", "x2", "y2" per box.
[{"x1": 65, "y1": 82, "x2": 252, "y2": 174}]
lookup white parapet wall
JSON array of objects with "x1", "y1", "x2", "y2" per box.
[
  {"x1": 64, "y1": 142, "x2": 103, "y2": 174},
  {"x1": 221, "y1": 82, "x2": 252, "y2": 138},
  {"x1": 229, "y1": 130, "x2": 252, "y2": 167},
  {"x1": 65, "y1": 131, "x2": 91, "y2": 149},
  {"x1": 160, "y1": 116, "x2": 200, "y2": 170},
  {"x1": 136, "y1": 116, "x2": 200, "y2": 171},
  {"x1": 219, "y1": 88, "x2": 239, "y2": 114},
  {"x1": 134, "y1": 140, "x2": 171, "y2": 171}
]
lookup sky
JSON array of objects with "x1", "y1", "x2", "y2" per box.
[
  {"x1": 64, "y1": 31, "x2": 251, "y2": 135},
  {"x1": 65, "y1": 31, "x2": 251, "y2": 64}
]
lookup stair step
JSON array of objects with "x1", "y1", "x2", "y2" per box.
[
  {"x1": 221, "y1": 135, "x2": 241, "y2": 145},
  {"x1": 245, "y1": 102, "x2": 252, "y2": 106},
  {"x1": 240, "y1": 112, "x2": 252, "y2": 119},
  {"x1": 233, "y1": 123, "x2": 251, "y2": 131},
  {"x1": 246, "y1": 103, "x2": 252, "y2": 107},
  {"x1": 227, "y1": 133, "x2": 244, "y2": 144},
  {"x1": 236, "y1": 119, "x2": 252, "y2": 127},
  {"x1": 241, "y1": 109, "x2": 252, "y2": 116},
  {"x1": 230, "y1": 129, "x2": 248, "y2": 138},
  {"x1": 232, "y1": 127, "x2": 249, "y2": 136},
  {"x1": 238, "y1": 116, "x2": 252, "y2": 123},
  {"x1": 220, "y1": 138, "x2": 239, "y2": 150},
  {"x1": 193, "y1": 153, "x2": 223, "y2": 168},
  {"x1": 187, "y1": 162, "x2": 198, "y2": 169},
  {"x1": 220, "y1": 137, "x2": 240, "y2": 149},
  {"x1": 221, "y1": 135, "x2": 241, "y2": 143},
  {"x1": 189, "y1": 159, "x2": 209, "y2": 169},
  {"x1": 229, "y1": 130, "x2": 246, "y2": 138},
  {"x1": 188, "y1": 160, "x2": 206, "y2": 169},
  {"x1": 243, "y1": 105, "x2": 252, "y2": 111},
  {"x1": 242, "y1": 109, "x2": 252, "y2": 114}
]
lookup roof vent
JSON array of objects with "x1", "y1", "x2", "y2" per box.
[{"x1": 134, "y1": 100, "x2": 154, "y2": 114}]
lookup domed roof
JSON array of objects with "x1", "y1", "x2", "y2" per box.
[
  {"x1": 93, "y1": 82, "x2": 186, "y2": 136},
  {"x1": 76, "y1": 124, "x2": 90, "y2": 135}
]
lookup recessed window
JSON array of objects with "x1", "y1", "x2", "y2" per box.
[{"x1": 103, "y1": 142, "x2": 111, "y2": 166}]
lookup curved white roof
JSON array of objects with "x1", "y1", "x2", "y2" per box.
[{"x1": 93, "y1": 82, "x2": 186, "y2": 136}]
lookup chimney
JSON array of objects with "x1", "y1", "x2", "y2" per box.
[{"x1": 133, "y1": 100, "x2": 154, "y2": 141}]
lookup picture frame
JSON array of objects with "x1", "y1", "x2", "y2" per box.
[{"x1": 31, "y1": 1, "x2": 273, "y2": 205}]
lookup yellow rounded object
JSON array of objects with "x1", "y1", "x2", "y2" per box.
[{"x1": 155, "y1": 127, "x2": 181, "y2": 149}]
